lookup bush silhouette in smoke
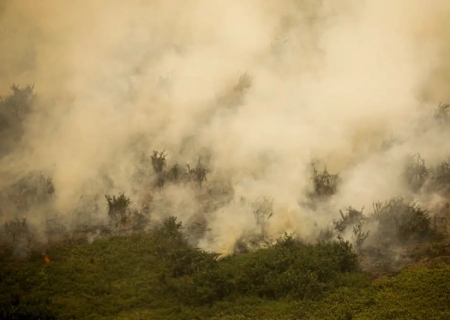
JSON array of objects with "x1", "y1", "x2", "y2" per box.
[
  {"x1": 371, "y1": 197, "x2": 433, "y2": 244},
  {"x1": 311, "y1": 165, "x2": 340, "y2": 199},
  {"x1": 0, "y1": 84, "x2": 35, "y2": 157}
]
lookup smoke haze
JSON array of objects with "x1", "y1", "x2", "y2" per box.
[{"x1": 1, "y1": 0, "x2": 450, "y2": 255}]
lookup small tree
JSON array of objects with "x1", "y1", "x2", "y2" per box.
[
  {"x1": 187, "y1": 158, "x2": 208, "y2": 187},
  {"x1": 166, "y1": 164, "x2": 182, "y2": 184},
  {"x1": 105, "y1": 193, "x2": 131, "y2": 228},
  {"x1": 151, "y1": 150, "x2": 167, "y2": 174},
  {"x1": 4, "y1": 218, "x2": 29, "y2": 242},
  {"x1": 403, "y1": 154, "x2": 428, "y2": 192},
  {"x1": 352, "y1": 223, "x2": 370, "y2": 249},
  {"x1": 151, "y1": 150, "x2": 167, "y2": 189},
  {"x1": 371, "y1": 197, "x2": 433, "y2": 243},
  {"x1": 311, "y1": 166, "x2": 339, "y2": 198},
  {"x1": 334, "y1": 207, "x2": 366, "y2": 233},
  {"x1": 427, "y1": 161, "x2": 450, "y2": 195},
  {"x1": 332, "y1": 207, "x2": 370, "y2": 249}
]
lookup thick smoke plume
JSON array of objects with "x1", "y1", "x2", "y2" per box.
[{"x1": 1, "y1": 0, "x2": 450, "y2": 256}]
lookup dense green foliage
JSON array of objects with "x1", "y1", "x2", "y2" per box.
[{"x1": 1, "y1": 217, "x2": 449, "y2": 319}]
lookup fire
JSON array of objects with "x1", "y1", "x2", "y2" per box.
[{"x1": 44, "y1": 255, "x2": 50, "y2": 263}]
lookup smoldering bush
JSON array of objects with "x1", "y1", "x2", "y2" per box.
[
  {"x1": 0, "y1": 172, "x2": 55, "y2": 214},
  {"x1": 371, "y1": 197, "x2": 433, "y2": 243},
  {"x1": 0, "y1": 84, "x2": 35, "y2": 157},
  {"x1": 403, "y1": 154, "x2": 429, "y2": 193},
  {"x1": 311, "y1": 165, "x2": 340, "y2": 199}
]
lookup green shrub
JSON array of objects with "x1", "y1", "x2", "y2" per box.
[
  {"x1": 166, "y1": 253, "x2": 231, "y2": 306},
  {"x1": 234, "y1": 234, "x2": 359, "y2": 300},
  {"x1": 168, "y1": 247, "x2": 220, "y2": 277},
  {"x1": 152, "y1": 220, "x2": 360, "y2": 305},
  {"x1": 153, "y1": 217, "x2": 233, "y2": 305},
  {"x1": 187, "y1": 267, "x2": 232, "y2": 305},
  {"x1": 105, "y1": 193, "x2": 131, "y2": 229},
  {"x1": 0, "y1": 294, "x2": 56, "y2": 320},
  {"x1": 153, "y1": 217, "x2": 188, "y2": 256}
]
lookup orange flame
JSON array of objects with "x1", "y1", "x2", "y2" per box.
[{"x1": 44, "y1": 255, "x2": 50, "y2": 263}]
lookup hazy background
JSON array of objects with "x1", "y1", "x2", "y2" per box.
[{"x1": 1, "y1": 0, "x2": 450, "y2": 255}]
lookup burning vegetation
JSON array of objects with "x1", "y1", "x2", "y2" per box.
[
  {"x1": 0, "y1": 87, "x2": 450, "y2": 319},
  {"x1": 2, "y1": 1, "x2": 450, "y2": 317}
]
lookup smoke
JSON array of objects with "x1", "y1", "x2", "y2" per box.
[{"x1": 1, "y1": 0, "x2": 450, "y2": 256}]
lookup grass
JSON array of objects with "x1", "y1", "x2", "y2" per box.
[{"x1": 1, "y1": 221, "x2": 449, "y2": 320}]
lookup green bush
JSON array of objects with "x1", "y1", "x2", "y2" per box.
[
  {"x1": 105, "y1": 193, "x2": 131, "y2": 227},
  {"x1": 233, "y1": 234, "x2": 359, "y2": 300},
  {"x1": 152, "y1": 217, "x2": 233, "y2": 305},
  {"x1": 167, "y1": 260, "x2": 232, "y2": 306},
  {"x1": 0, "y1": 294, "x2": 56, "y2": 320},
  {"x1": 151, "y1": 219, "x2": 360, "y2": 306},
  {"x1": 153, "y1": 217, "x2": 188, "y2": 257},
  {"x1": 168, "y1": 247, "x2": 220, "y2": 277}
]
